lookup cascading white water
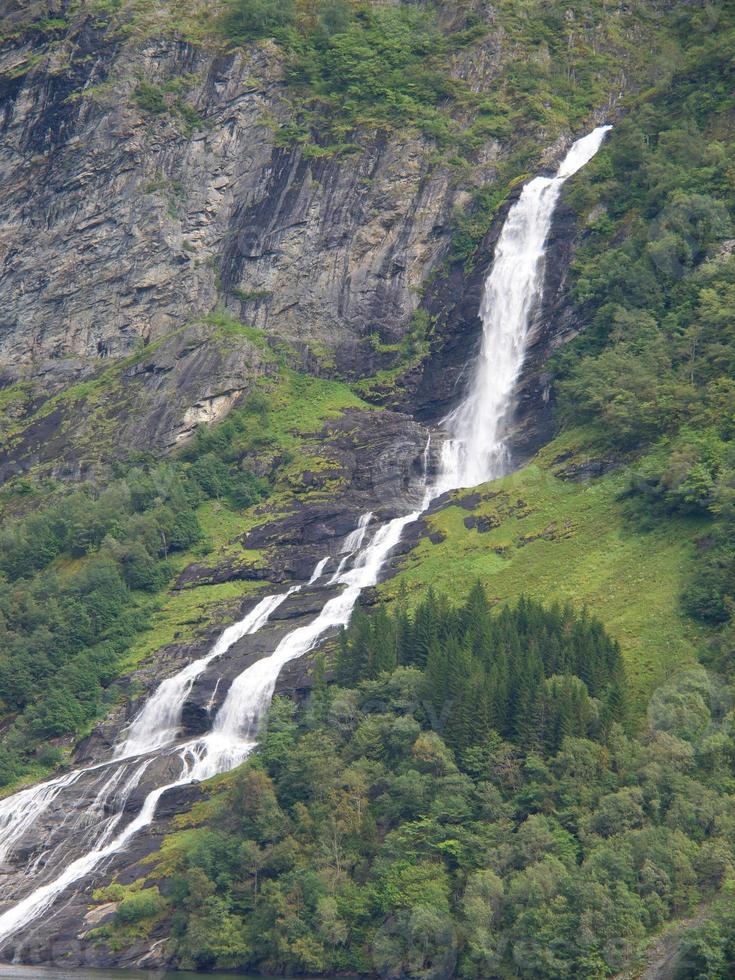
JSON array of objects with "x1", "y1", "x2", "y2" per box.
[
  {"x1": 327, "y1": 511, "x2": 373, "y2": 584},
  {"x1": 0, "y1": 771, "x2": 83, "y2": 866},
  {"x1": 0, "y1": 125, "x2": 610, "y2": 948},
  {"x1": 308, "y1": 557, "x2": 330, "y2": 583},
  {"x1": 438, "y1": 125, "x2": 612, "y2": 492},
  {"x1": 0, "y1": 515, "x2": 420, "y2": 942},
  {"x1": 116, "y1": 591, "x2": 296, "y2": 759},
  {"x1": 0, "y1": 589, "x2": 298, "y2": 862}
]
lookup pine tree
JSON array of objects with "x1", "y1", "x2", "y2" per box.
[{"x1": 371, "y1": 606, "x2": 397, "y2": 676}]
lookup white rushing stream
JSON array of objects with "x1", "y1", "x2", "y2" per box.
[{"x1": 0, "y1": 125, "x2": 610, "y2": 948}]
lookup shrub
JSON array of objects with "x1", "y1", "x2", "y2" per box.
[
  {"x1": 133, "y1": 82, "x2": 167, "y2": 114},
  {"x1": 115, "y1": 888, "x2": 164, "y2": 925},
  {"x1": 221, "y1": 0, "x2": 295, "y2": 43}
]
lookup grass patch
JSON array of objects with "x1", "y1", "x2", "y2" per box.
[
  {"x1": 260, "y1": 369, "x2": 372, "y2": 449},
  {"x1": 121, "y1": 578, "x2": 268, "y2": 671},
  {"x1": 202, "y1": 309, "x2": 272, "y2": 351},
  {"x1": 383, "y1": 441, "x2": 705, "y2": 715}
]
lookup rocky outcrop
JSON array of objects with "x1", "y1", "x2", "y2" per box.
[
  {"x1": 0, "y1": 13, "x2": 487, "y2": 385},
  {"x1": 0, "y1": 319, "x2": 279, "y2": 482},
  {"x1": 0, "y1": 5, "x2": 595, "y2": 476}
]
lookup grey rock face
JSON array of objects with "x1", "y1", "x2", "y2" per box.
[
  {"x1": 0, "y1": 15, "x2": 529, "y2": 474},
  {"x1": 0, "y1": 21, "x2": 471, "y2": 384}
]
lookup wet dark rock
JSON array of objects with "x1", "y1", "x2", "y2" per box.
[
  {"x1": 174, "y1": 555, "x2": 273, "y2": 589},
  {"x1": 554, "y1": 453, "x2": 623, "y2": 482},
  {"x1": 463, "y1": 514, "x2": 499, "y2": 533},
  {"x1": 457, "y1": 492, "x2": 482, "y2": 510}
]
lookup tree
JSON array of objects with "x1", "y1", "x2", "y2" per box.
[{"x1": 222, "y1": 0, "x2": 295, "y2": 43}]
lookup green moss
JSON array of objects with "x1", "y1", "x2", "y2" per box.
[
  {"x1": 263, "y1": 370, "x2": 372, "y2": 448},
  {"x1": 202, "y1": 309, "x2": 272, "y2": 351},
  {"x1": 88, "y1": 881, "x2": 166, "y2": 951},
  {"x1": 0, "y1": 763, "x2": 60, "y2": 800},
  {"x1": 0, "y1": 381, "x2": 36, "y2": 444},
  {"x1": 231, "y1": 287, "x2": 272, "y2": 302}
]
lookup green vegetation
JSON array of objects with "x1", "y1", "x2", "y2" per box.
[
  {"x1": 675, "y1": 883, "x2": 735, "y2": 978},
  {"x1": 132, "y1": 76, "x2": 204, "y2": 131},
  {"x1": 337, "y1": 588, "x2": 626, "y2": 755},
  {"x1": 215, "y1": 0, "x2": 668, "y2": 157},
  {"x1": 0, "y1": 451, "x2": 259, "y2": 786},
  {"x1": 231, "y1": 287, "x2": 272, "y2": 303},
  {"x1": 0, "y1": 359, "x2": 375, "y2": 789},
  {"x1": 383, "y1": 450, "x2": 702, "y2": 710},
  {"x1": 222, "y1": 0, "x2": 475, "y2": 146},
  {"x1": 133, "y1": 80, "x2": 167, "y2": 114},
  {"x1": 550, "y1": 1, "x2": 735, "y2": 649},
  {"x1": 130, "y1": 586, "x2": 735, "y2": 977}
]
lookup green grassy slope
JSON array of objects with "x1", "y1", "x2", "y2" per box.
[{"x1": 383, "y1": 437, "x2": 705, "y2": 712}]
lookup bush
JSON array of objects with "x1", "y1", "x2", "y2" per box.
[
  {"x1": 133, "y1": 82, "x2": 167, "y2": 114},
  {"x1": 228, "y1": 470, "x2": 268, "y2": 509},
  {"x1": 115, "y1": 888, "x2": 164, "y2": 925},
  {"x1": 189, "y1": 454, "x2": 233, "y2": 499},
  {"x1": 170, "y1": 510, "x2": 204, "y2": 551},
  {"x1": 222, "y1": 0, "x2": 295, "y2": 43},
  {"x1": 681, "y1": 537, "x2": 735, "y2": 624},
  {"x1": 121, "y1": 543, "x2": 171, "y2": 592}
]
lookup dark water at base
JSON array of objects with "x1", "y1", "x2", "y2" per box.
[{"x1": 0, "y1": 967, "x2": 330, "y2": 980}]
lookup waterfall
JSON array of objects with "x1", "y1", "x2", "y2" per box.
[
  {"x1": 0, "y1": 125, "x2": 610, "y2": 950},
  {"x1": 438, "y1": 125, "x2": 612, "y2": 492},
  {"x1": 327, "y1": 511, "x2": 373, "y2": 584},
  {"x1": 115, "y1": 591, "x2": 297, "y2": 759}
]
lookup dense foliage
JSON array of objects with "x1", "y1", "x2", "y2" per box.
[
  {"x1": 217, "y1": 0, "x2": 661, "y2": 156},
  {"x1": 0, "y1": 441, "x2": 267, "y2": 787},
  {"x1": 221, "y1": 0, "x2": 475, "y2": 147},
  {"x1": 128, "y1": 591, "x2": 735, "y2": 978},
  {"x1": 554, "y1": 2, "x2": 735, "y2": 634},
  {"x1": 336, "y1": 587, "x2": 627, "y2": 755}
]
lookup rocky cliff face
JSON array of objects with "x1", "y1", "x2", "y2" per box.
[
  {"x1": 0, "y1": 3, "x2": 591, "y2": 472},
  {"x1": 0, "y1": 15, "x2": 465, "y2": 383}
]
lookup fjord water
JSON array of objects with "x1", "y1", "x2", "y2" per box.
[
  {"x1": 0, "y1": 967, "x2": 328, "y2": 980},
  {"x1": 0, "y1": 125, "x2": 610, "y2": 953}
]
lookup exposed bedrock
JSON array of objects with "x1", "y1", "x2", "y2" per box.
[
  {"x1": 0, "y1": 9, "x2": 603, "y2": 477},
  {"x1": 0, "y1": 18, "x2": 479, "y2": 378}
]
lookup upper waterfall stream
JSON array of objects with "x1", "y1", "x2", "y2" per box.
[{"x1": 0, "y1": 125, "x2": 611, "y2": 951}]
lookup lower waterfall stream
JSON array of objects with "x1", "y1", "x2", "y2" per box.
[{"x1": 0, "y1": 125, "x2": 611, "y2": 955}]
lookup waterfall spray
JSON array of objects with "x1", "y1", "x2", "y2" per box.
[{"x1": 438, "y1": 125, "x2": 612, "y2": 491}]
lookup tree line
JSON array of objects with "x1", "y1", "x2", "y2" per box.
[
  {"x1": 115, "y1": 589, "x2": 735, "y2": 978},
  {"x1": 336, "y1": 587, "x2": 627, "y2": 756}
]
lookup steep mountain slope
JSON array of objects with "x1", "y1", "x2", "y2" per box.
[{"x1": 0, "y1": 0, "x2": 734, "y2": 977}]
